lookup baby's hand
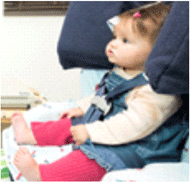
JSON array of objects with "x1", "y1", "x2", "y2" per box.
[
  {"x1": 70, "y1": 124, "x2": 90, "y2": 145},
  {"x1": 59, "y1": 107, "x2": 84, "y2": 120}
]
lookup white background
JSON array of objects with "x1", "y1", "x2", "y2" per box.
[{"x1": 1, "y1": 14, "x2": 81, "y2": 102}]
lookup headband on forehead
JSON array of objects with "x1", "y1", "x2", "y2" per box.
[{"x1": 106, "y1": 16, "x2": 120, "y2": 32}]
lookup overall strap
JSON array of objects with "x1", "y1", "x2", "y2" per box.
[{"x1": 105, "y1": 73, "x2": 149, "y2": 101}]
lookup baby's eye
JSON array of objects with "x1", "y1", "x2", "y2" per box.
[{"x1": 123, "y1": 38, "x2": 129, "y2": 43}]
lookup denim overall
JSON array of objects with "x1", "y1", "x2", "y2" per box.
[{"x1": 72, "y1": 70, "x2": 189, "y2": 172}]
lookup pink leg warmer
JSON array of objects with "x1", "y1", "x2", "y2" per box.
[
  {"x1": 39, "y1": 150, "x2": 107, "y2": 181},
  {"x1": 31, "y1": 118, "x2": 73, "y2": 146}
]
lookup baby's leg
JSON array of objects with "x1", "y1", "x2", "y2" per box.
[
  {"x1": 12, "y1": 111, "x2": 73, "y2": 146},
  {"x1": 40, "y1": 150, "x2": 106, "y2": 181},
  {"x1": 11, "y1": 111, "x2": 37, "y2": 145},
  {"x1": 14, "y1": 147, "x2": 41, "y2": 181},
  {"x1": 14, "y1": 147, "x2": 106, "y2": 181},
  {"x1": 31, "y1": 117, "x2": 73, "y2": 146}
]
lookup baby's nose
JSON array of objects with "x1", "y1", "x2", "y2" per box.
[{"x1": 110, "y1": 39, "x2": 120, "y2": 48}]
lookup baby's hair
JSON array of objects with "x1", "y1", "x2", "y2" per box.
[{"x1": 119, "y1": 2, "x2": 171, "y2": 44}]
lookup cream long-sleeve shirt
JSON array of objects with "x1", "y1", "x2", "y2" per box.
[{"x1": 77, "y1": 67, "x2": 182, "y2": 145}]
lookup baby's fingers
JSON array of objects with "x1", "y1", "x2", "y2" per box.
[
  {"x1": 72, "y1": 135, "x2": 80, "y2": 146},
  {"x1": 70, "y1": 126, "x2": 76, "y2": 134},
  {"x1": 59, "y1": 112, "x2": 69, "y2": 120},
  {"x1": 71, "y1": 132, "x2": 77, "y2": 143},
  {"x1": 66, "y1": 113, "x2": 73, "y2": 119}
]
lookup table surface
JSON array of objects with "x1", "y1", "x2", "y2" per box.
[
  {"x1": 1, "y1": 88, "x2": 47, "y2": 123},
  {"x1": 1, "y1": 109, "x2": 27, "y2": 123}
]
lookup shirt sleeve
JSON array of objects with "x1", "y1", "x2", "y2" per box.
[
  {"x1": 76, "y1": 93, "x2": 95, "y2": 114},
  {"x1": 85, "y1": 84, "x2": 183, "y2": 145}
]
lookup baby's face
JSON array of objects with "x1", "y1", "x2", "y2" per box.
[{"x1": 105, "y1": 18, "x2": 153, "y2": 71}]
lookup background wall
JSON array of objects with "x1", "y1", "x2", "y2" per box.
[{"x1": 1, "y1": 16, "x2": 81, "y2": 102}]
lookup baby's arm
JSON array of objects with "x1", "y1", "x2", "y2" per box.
[
  {"x1": 85, "y1": 84, "x2": 183, "y2": 145},
  {"x1": 59, "y1": 107, "x2": 84, "y2": 119},
  {"x1": 59, "y1": 93, "x2": 95, "y2": 119}
]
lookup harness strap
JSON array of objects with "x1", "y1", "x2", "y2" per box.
[{"x1": 83, "y1": 73, "x2": 148, "y2": 124}]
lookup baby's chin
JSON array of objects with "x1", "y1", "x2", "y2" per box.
[{"x1": 107, "y1": 57, "x2": 116, "y2": 64}]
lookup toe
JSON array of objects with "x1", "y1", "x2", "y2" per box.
[
  {"x1": 11, "y1": 115, "x2": 20, "y2": 123},
  {"x1": 15, "y1": 152, "x2": 22, "y2": 160},
  {"x1": 11, "y1": 112, "x2": 18, "y2": 118},
  {"x1": 12, "y1": 116, "x2": 19, "y2": 122},
  {"x1": 15, "y1": 111, "x2": 22, "y2": 115},
  {"x1": 17, "y1": 147, "x2": 26, "y2": 156},
  {"x1": 22, "y1": 147, "x2": 30, "y2": 155},
  {"x1": 19, "y1": 146, "x2": 28, "y2": 154},
  {"x1": 11, "y1": 111, "x2": 21, "y2": 119},
  {"x1": 14, "y1": 153, "x2": 20, "y2": 165},
  {"x1": 14, "y1": 156, "x2": 19, "y2": 165}
]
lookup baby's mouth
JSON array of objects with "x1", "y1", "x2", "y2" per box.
[{"x1": 107, "y1": 49, "x2": 114, "y2": 57}]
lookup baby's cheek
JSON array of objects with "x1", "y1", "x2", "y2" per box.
[{"x1": 105, "y1": 47, "x2": 109, "y2": 56}]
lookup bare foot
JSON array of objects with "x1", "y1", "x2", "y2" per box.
[
  {"x1": 14, "y1": 147, "x2": 41, "y2": 181},
  {"x1": 11, "y1": 111, "x2": 37, "y2": 145}
]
